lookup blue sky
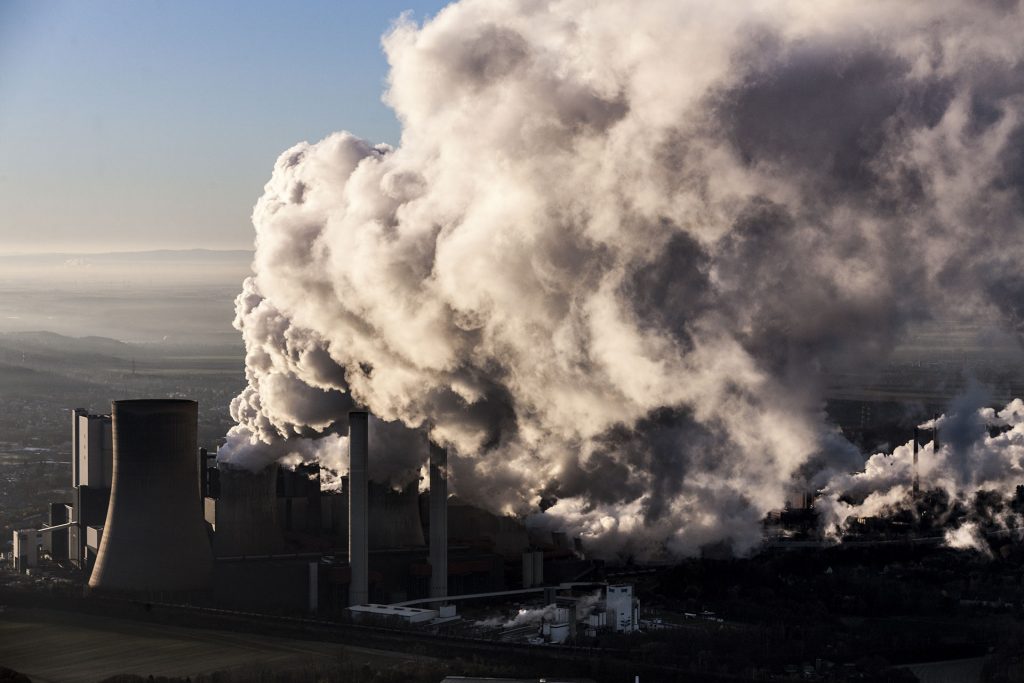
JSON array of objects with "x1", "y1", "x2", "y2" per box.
[{"x1": 0, "y1": 0, "x2": 449, "y2": 253}]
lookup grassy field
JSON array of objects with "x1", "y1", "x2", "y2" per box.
[{"x1": 0, "y1": 607, "x2": 434, "y2": 682}]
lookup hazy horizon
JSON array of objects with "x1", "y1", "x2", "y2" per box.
[
  {"x1": 0, "y1": 246, "x2": 254, "y2": 257},
  {"x1": 0, "y1": 248, "x2": 252, "y2": 345},
  {"x1": 0, "y1": 0, "x2": 448, "y2": 254}
]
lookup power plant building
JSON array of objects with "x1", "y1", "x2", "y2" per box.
[
  {"x1": 605, "y1": 584, "x2": 639, "y2": 632},
  {"x1": 12, "y1": 529, "x2": 42, "y2": 572},
  {"x1": 14, "y1": 398, "x2": 603, "y2": 624},
  {"x1": 68, "y1": 410, "x2": 112, "y2": 570}
]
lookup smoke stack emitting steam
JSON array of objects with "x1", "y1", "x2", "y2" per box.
[
  {"x1": 219, "y1": 0, "x2": 1024, "y2": 558},
  {"x1": 348, "y1": 411, "x2": 369, "y2": 606},
  {"x1": 429, "y1": 441, "x2": 448, "y2": 600}
]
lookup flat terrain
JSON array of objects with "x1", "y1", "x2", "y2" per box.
[{"x1": 0, "y1": 607, "x2": 433, "y2": 682}]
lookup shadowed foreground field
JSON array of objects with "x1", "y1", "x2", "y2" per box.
[{"x1": 0, "y1": 607, "x2": 433, "y2": 682}]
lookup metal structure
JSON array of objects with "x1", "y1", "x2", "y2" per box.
[
  {"x1": 348, "y1": 411, "x2": 369, "y2": 605},
  {"x1": 429, "y1": 441, "x2": 448, "y2": 600},
  {"x1": 88, "y1": 400, "x2": 213, "y2": 593}
]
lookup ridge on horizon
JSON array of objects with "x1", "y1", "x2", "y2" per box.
[
  {"x1": 0, "y1": 249, "x2": 253, "y2": 264},
  {"x1": 0, "y1": 247, "x2": 254, "y2": 259}
]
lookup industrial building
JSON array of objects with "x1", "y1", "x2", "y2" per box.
[
  {"x1": 441, "y1": 679, "x2": 595, "y2": 683},
  {"x1": 69, "y1": 409, "x2": 112, "y2": 571},
  {"x1": 202, "y1": 411, "x2": 518, "y2": 613},
  {"x1": 604, "y1": 584, "x2": 639, "y2": 632},
  {"x1": 11, "y1": 529, "x2": 42, "y2": 572},
  {"x1": 8, "y1": 398, "x2": 634, "y2": 646},
  {"x1": 7, "y1": 409, "x2": 113, "y2": 574}
]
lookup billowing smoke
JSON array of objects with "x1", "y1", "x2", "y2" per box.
[
  {"x1": 819, "y1": 396, "x2": 1024, "y2": 553},
  {"x1": 221, "y1": 0, "x2": 1024, "y2": 558}
]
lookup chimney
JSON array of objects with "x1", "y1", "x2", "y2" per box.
[
  {"x1": 933, "y1": 413, "x2": 940, "y2": 452},
  {"x1": 912, "y1": 426, "x2": 920, "y2": 497},
  {"x1": 429, "y1": 441, "x2": 448, "y2": 601},
  {"x1": 348, "y1": 411, "x2": 369, "y2": 606}
]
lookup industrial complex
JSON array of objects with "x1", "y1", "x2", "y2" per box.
[
  {"x1": 8, "y1": 399, "x2": 639, "y2": 645},
  {"x1": 7, "y1": 398, "x2": 1024, "y2": 682}
]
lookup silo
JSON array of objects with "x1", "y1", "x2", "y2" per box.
[{"x1": 88, "y1": 400, "x2": 213, "y2": 593}]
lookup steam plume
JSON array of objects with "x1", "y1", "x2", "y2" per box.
[
  {"x1": 221, "y1": 0, "x2": 1024, "y2": 558},
  {"x1": 819, "y1": 396, "x2": 1024, "y2": 552}
]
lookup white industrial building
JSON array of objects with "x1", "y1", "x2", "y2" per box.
[
  {"x1": 68, "y1": 409, "x2": 113, "y2": 570},
  {"x1": 12, "y1": 529, "x2": 42, "y2": 572},
  {"x1": 540, "y1": 605, "x2": 575, "y2": 643},
  {"x1": 605, "y1": 584, "x2": 639, "y2": 632},
  {"x1": 73, "y1": 409, "x2": 113, "y2": 488},
  {"x1": 347, "y1": 603, "x2": 440, "y2": 625}
]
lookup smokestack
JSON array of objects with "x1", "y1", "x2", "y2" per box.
[
  {"x1": 348, "y1": 411, "x2": 369, "y2": 606},
  {"x1": 933, "y1": 413, "x2": 940, "y2": 452},
  {"x1": 88, "y1": 400, "x2": 213, "y2": 593},
  {"x1": 429, "y1": 441, "x2": 448, "y2": 601},
  {"x1": 912, "y1": 426, "x2": 920, "y2": 498}
]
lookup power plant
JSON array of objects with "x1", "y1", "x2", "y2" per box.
[
  {"x1": 6, "y1": 396, "x2": 1024, "y2": 683},
  {"x1": 8, "y1": 396, "x2": 627, "y2": 655}
]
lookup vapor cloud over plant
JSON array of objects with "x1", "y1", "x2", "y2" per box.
[{"x1": 220, "y1": 0, "x2": 1024, "y2": 558}]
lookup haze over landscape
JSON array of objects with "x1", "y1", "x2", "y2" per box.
[{"x1": 4, "y1": 1, "x2": 1024, "y2": 681}]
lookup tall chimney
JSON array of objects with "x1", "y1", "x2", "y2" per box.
[
  {"x1": 348, "y1": 411, "x2": 369, "y2": 606},
  {"x1": 933, "y1": 413, "x2": 940, "y2": 452},
  {"x1": 912, "y1": 426, "x2": 920, "y2": 497},
  {"x1": 429, "y1": 441, "x2": 448, "y2": 601}
]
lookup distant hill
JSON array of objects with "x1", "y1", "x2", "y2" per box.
[{"x1": 0, "y1": 331, "x2": 138, "y2": 358}]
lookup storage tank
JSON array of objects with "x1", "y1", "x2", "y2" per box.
[{"x1": 88, "y1": 400, "x2": 213, "y2": 593}]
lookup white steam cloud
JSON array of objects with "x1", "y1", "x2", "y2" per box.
[
  {"x1": 221, "y1": 0, "x2": 1024, "y2": 558},
  {"x1": 819, "y1": 395, "x2": 1024, "y2": 551}
]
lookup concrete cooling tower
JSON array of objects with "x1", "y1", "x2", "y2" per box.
[{"x1": 88, "y1": 400, "x2": 213, "y2": 593}]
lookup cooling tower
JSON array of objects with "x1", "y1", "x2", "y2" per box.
[
  {"x1": 349, "y1": 411, "x2": 369, "y2": 605},
  {"x1": 429, "y1": 441, "x2": 448, "y2": 599},
  {"x1": 88, "y1": 400, "x2": 213, "y2": 593}
]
